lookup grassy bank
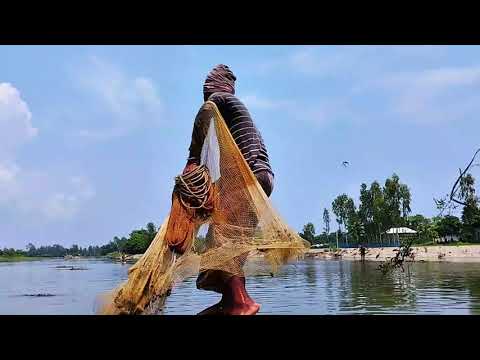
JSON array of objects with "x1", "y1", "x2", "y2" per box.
[{"x1": 0, "y1": 255, "x2": 45, "y2": 262}]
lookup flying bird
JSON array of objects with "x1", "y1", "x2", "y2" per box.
[{"x1": 342, "y1": 161, "x2": 349, "y2": 167}]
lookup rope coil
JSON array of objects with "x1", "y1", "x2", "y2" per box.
[{"x1": 174, "y1": 165, "x2": 213, "y2": 210}]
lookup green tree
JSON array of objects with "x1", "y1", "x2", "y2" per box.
[
  {"x1": 332, "y1": 194, "x2": 359, "y2": 244},
  {"x1": 146, "y1": 222, "x2": 157, "y2": 242},
  {"x1": 124, "y1": 230, "x2": 147, "y2": 254},
  {"x1": 462, "y1": 204, "x2": 480, "y2": 243},
  {"x1": 407, "y1": 214, "x2": 429, "y2": 231},
  {"x1": 371, "y1": 181, "x2": 385, "y2": 240},
  {"x1": 145, "y1": 222, "x2": 157, "y2": 248},
  {"x1": 112, "y1": 236, "x2": 128, "y2": 253},
  {"x1": 323, "y1": 208, "x2": 330, "y2": 235},
  {"x1": 383, "y1": 174, "x2": 411, "y2": 229},
  {"x1": 300, "y1": 223, "x2": 316, "y2": 244},
  {"x1": 357, "y1": 181, "x2": 386, "y2": 242},
  {"x1": 331, "y1": 175, "x2": 412, "y2": 246},
  {"x1": 458, "y1": 173, "x2": 480, "y2": 242},
  {"x1": 399, "y1": 184, "x2": 411, "y2": 219},
  {"x1": 332, "y1": 194, "x2": 350, "y2": 233},
  {"x1": 345, "y1": 198, "x2": 365, "y2": 245},
  {"x1": 436, "y1": 215, "x2": 462, "y2": 238},
  {"x1": 70, "y1": 244, "x2": 80, "y2": 256},
  {"x1": 459, "y1": 173, "x2": 476, "y2": 203},
  {"x1": 419, "y1": 219, "x2": 438, "y2": 244},
  {"x1": 358, "y1": 183, "x2": 374, "y2": 241},
  {"x1": 25, "y1": 243, "x2": 36, "y2": 256}
]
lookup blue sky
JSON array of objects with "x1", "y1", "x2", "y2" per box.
[{"x1": 1, "y1": 45, "x2": 479, "y2": 249}]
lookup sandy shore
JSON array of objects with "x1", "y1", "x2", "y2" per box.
[
  {"x1": 306, "y1": 245, "x2": 480, "y2": 263},
  {"x1": 120, "y1": 246, "x2": 480, "y2": 264}
]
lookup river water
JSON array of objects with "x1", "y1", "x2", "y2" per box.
[{"x1": 1, "y1": 258, "x2": 480, "y2": 315}]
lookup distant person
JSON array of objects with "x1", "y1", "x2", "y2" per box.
[{"x1": 359, "y1": 244, "x2": 366, "y2": 261}]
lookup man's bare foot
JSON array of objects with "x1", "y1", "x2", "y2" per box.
[
  {"x1": 196, "y1": 275, "x2": 260, "y2": 315},
  {"x1": 197, "y1": 300, "x2": 224, "y2": 315},
  {"x1": 223, "y1": 301, "x2": 260, "y2": 315},
  {"x1": 197, "y1": 300, "x2": 260, "y2": 315}
]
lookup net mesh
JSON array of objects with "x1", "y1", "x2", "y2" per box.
[{"x1": 98, "y1": 101, "x2": 310, "y2": 315}]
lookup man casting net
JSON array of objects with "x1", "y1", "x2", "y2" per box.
[{"x1": 98, "y1": 65, "x2": 309, "y2": 315}]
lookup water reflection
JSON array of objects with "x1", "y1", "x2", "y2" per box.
[
  {"x1": 339, "y1": 261, "x2": 418, "y2": 313},
  {"x1": 2, "y1": 258, "x2": 480, "y2": 314}
]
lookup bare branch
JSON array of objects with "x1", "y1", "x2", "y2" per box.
[
  {"x1": 378, "y1": 236, "x2": 415, "y2": 274},
  {"x1": 436, "y1": 148, "x2": 480, "y2": 215}
]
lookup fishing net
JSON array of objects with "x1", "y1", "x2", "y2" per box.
[{"x1": 98, "y1": 101, "x2": 310, "y2": 315}]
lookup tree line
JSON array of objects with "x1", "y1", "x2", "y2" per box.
[
  {"x1": 299, "y1": 173, "x2": 480, "y2": 247},
  {"x1": 1, "y1": 222, "x2": 158, "y2": 258},
  {"x1": 4, "y1": 171, "x2": 480, "y2": 258}
]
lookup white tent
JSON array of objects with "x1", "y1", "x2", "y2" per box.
[
  {"x1": 383, "y1": 227, "x2": 417, "y2": 246},
  {"x1": 385, "y1": 227, "x2": 417, "y2": 234}
]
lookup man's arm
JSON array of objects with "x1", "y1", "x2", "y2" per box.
[{"x1": 183, "y1": 105, "x2": 212, "y2": 174}]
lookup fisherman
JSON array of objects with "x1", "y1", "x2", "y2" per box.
[
  {"x1": 360, "y1": 244, "x2": 366, "y2": 261},
  {"x1": 179, "y1": 64, "x2": 274, "y2": 315}
]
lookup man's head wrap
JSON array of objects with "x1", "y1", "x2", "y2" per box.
[{"x1": 203, "y1": 64, "x2": 236, "y2": 101}]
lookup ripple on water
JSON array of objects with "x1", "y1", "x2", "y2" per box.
[{"x1": 2, "y1": 258, "x2": 480, "y2": 314}]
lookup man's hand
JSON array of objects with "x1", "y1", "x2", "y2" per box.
[{"x1": 183, "y1": 162, "x2": 198, "y2": 175}]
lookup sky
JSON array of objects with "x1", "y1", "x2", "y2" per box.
[{"x1": 1, "y1": 45, "x2": 480, "y2": 249}]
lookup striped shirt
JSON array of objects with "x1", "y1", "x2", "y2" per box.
[{"x1": 188, "y1": 92, "x2": 273, "y2": 176}]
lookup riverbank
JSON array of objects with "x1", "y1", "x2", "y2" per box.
[
  {"x1": 0, "y1": 255, "x2": 44, "y2": 262},
  {"x1": 9, "y1": 246, "x2": 476, "y2": 264},
  {"x1": 103, "y1": 246, "x2": 480, "y2": 264},
  {"x1": 306, "y1": 244, "x2": 480, "y2": 263},
  {"x1": 0, "y1": 254, "x2": 142, "y2": 263},
  {"x1": 105, "y1": 252, "x2": 142, "y2": 263}
]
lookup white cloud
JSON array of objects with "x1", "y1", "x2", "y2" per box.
[
  {"x1": 43, "y1": 194, "x2": 78, "y2": 220},
  {"x1": 375, "y1": 65, "x2": 480, "y2": 124},
  {"x1": 42, "y1": 176, "x2": 95, "y2": 220},
  {"x1": 240, "y1": 93, "x2": 349, "y2": 128},
  {"x1": 240, "y1": 92, "x2": 354, "y2": 130},
  {"x1": 0, "y1": 83, "x2": 95, "y2": 223},
  {"x1": 0, "y1": 163, "x2": 95, "y2": 222},
  {"x1": 386, "y1": 45, "x2": 450, "y2": 58},
  {"x1": 75, "y1": 56, "x2": 162, "y2": 140},
  {"x1": 77, "y1": 128, "x2": 125, "y2": 141},
  {"x1": 0, "y1": 162, "x2": 20, "y2": 205},
  {"x1": 251, "y1": 46, "x2": 355, "y2": 78},
  {"x1": 0, "y1": 161, "x2": 18, "y2": 183},
  {"x1": 291, "y1": 98, "x2": 358, "y2": 129},
  {"x1": 289, "y1": 48, "x2": 350, "y2": 76},
  {"x1": 259, "y1": 47, "x2": 480, "y2": 126},
  {"x1": 240, "y1": 94, "x2": 292, "y2": 110},
  {"x1": 254, "y1": 46, "x2": 456, "y2": 83},
  {"x1": 382, "y1": 66, "x2": 480, "y2": 89},
  {"x1": 0, "y1": 83, "x2": 38, "y2": 158}
]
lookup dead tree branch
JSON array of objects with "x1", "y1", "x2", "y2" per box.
[
  {"x1": 434, "y1": 148, "x2": 480, "y2": 215},
  {"x1": 378, "y1": 236, "x2": 415, "y2": 274}
]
